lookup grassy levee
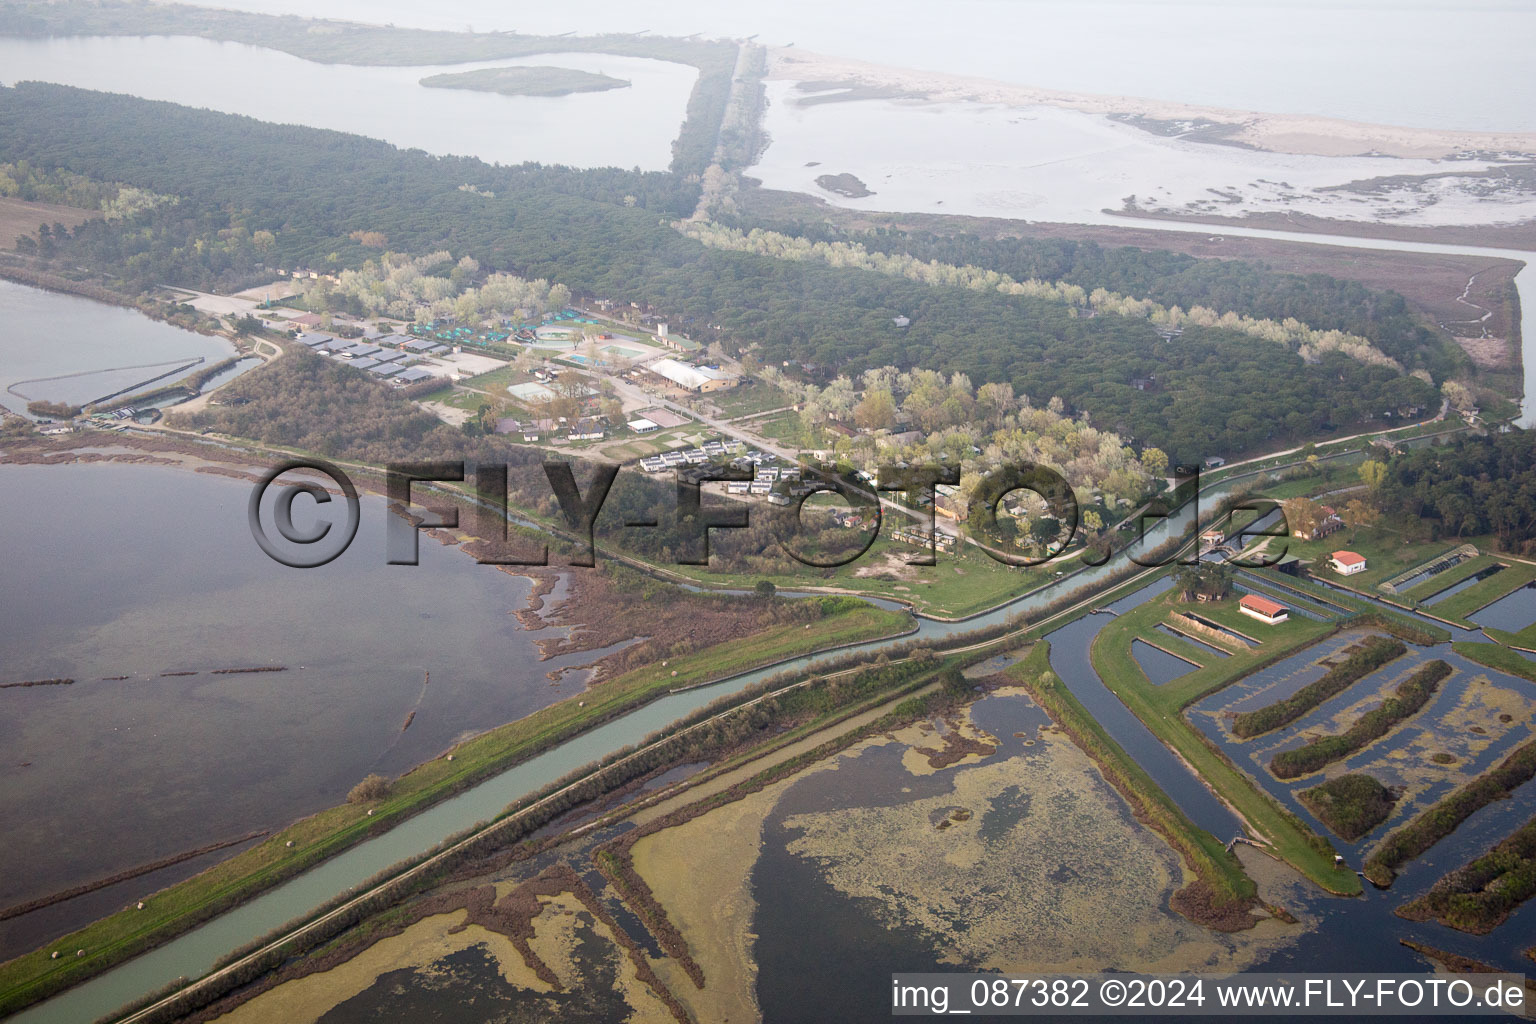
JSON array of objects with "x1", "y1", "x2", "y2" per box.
[
  {"x1": 1232, "y1": 636, "x2": 1407, "y2": 740},
  {"x1": 1087, "y1": 593, "x2": 1360, "y2": 894},
  {"x1": 1105, "y1": 588, "x2": 1339, "y2": 722},
  {"x1": 1365, "y1": 740, "x2": 1536, "y2": 887},
  {"x1": 1454, "y1": 642, "x2": 1536, "y2": 684},
  {"x1": 0, "y1": 603, "x2": 908, "y2": 1018},
  {"x1": 1254, "y1": 570, "x2": 1452, "y2": 646},
  {"x1": 1005, "y1": 645, "x2": 1259, "y2": 923},
  {"x1": 1426, "y1": 562, "x2": 1536, "y2": 626},
  {"x1": 1270, "y1": 660, "x2": 1452, "y2": 779},
  {"x1": 1279, "y1": 528, "x2": 1477, "y2": 596},
  {"x1": 108, "y1": 645, "x2": 966, "y2": 1024},
  {"x1": 1486, "y1": 623, "x2": 1536, "y2": 650}
]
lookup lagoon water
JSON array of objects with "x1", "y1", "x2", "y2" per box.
[
  {"x1": 1471, "y1": 583, "x2": 1536, "y2": 634},
  {"x1": 0, "y1": 281, "x2": 237, "y2": 414},
  {"x1": 168, "y1": 0, "x2": 1536, "y2": 133},
  {"x1": 751, "y1": 84, "x2": 1535, "y2": 229},
  {"x1": 0, "y1": 461, "x2": 609, "y2": 956},
  {"x1": 0, "y1": 37, "x2": 697, "y2": 171}
]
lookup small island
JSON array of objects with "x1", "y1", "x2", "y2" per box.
[
  {"x1": 419, "y1": 65, "x2": 630, "y2": 98},
  {"x1": 815, "y1": 172, "x2": 874, "y2": 198}
]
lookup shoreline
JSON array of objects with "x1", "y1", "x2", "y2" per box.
[{"x1": 768, "y1": 48, "x2": 1536, "y2": 161}]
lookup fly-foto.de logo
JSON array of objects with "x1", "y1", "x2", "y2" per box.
[{"x1": 248, "y1": 459, "x2": 1289, "y2": 570}]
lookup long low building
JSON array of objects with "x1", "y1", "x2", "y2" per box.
[
  {"x1": 1238, "y1": 593, "x2": 1289, "y2": 625},
  {"x1": 649, "y1": 358, "x2": 737, "y2": 393},
  {"x1": 392, "y1": 366, "x2": 439, "y2": 386}
]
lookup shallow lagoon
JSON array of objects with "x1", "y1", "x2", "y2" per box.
[
  {"x1": 0, "y1": 461, "x2": 607, "y2": 955},
  {"x1": 0, "y1": 281, "x2": 237, "y2": 414},
  {"x1": 0, "y1": 36, "x2": 697, "y2": 171}
]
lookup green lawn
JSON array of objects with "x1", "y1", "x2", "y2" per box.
[
  {"x1": 1198, "y1": 419, "x2": 1465, "y2": 490},
  {"x1": 1247, "y1": 465, "x2": 1366, "y2": 503},
  {"x1": 708, "y1": 380, "x2": 794, "y2": 418},
  {"x1": 1236, "y1": 570, "x2": 1450, "y2": 644},
  {"x1": 0, "y1": 602, "x2": 909, "y2": 1017},
  {"x1": 750, "y1": 411, "x2": 805, "y2": 445},
  {"x1": 459, "y1": 364, "x2": 527, "y2": 394},
  {"x1": 1280, "y1": 523, "x2": 1463, "y2": 595},
  {"x1": 1200, "y1": 444, "x2": 1370, "y2": 489},
  {"x1": 1103, "y1": 590, "x2": 1335, "y2": 712},
  {"x1": 1088, "y1": 591, "x2": 1360, "y2": 894}
]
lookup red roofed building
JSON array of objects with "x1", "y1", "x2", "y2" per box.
[
  {"x1": 1329, "y1": 550, "x2": 1368, "y2": 575},
  {"x1": 1238, "y1": 593, "x2": 1289, "y2": 625}
]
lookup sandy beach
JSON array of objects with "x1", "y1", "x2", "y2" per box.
[{"x1": 769, "y1": 48, "x2": 1536, "y2": 160}]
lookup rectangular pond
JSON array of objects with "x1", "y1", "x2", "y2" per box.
[
  {"x1": 1130, "y1": 638, "x2": 1200, "y2": 685},
  {"x1": 1471, "y1": 584, "x2": 1536, "y2": 634}
]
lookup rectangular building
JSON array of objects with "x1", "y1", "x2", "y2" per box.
[
  {"x1": 650, "y1": 358, "x2": 737, "y2": 393},
  {"x1": 1238, "y1": 594, "x2": 1289, "y2": 625}
]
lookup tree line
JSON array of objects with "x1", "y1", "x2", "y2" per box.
[{"x1": 719, "y1": 218, "x2": 1464, "y2": 381}]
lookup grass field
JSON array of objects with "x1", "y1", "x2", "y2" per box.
[
  {"x1": 0, "y1": 195, "x2": 96, "y2": 249},
  {"x1": 1099, "y1": 589, "x2": 1336, "y2": 715},
  {"x1": 0, "y1": 602, "x2": 909, "y2": 1017},
  {"x1": 749, "y1": 410, "x2": 804, "y2": 445},
  {"x1": 1487, "y1": 622, "x2": 1536, "y2": 650},
  {"x1": 459, "y1": 364, "x2": 528, "y2": 395},
  {"x1": 707, "y1": 380, "x2": 794, "y2": 419},
  {"x1": 1281, "y1": 523, "x2": 1466, "y2": 595},
  {"x1": 1088, "y1": 589, "x2": 1360, "y2": 894}
]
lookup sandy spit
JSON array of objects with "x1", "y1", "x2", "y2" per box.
[{"x1": 769, "y1": 49, "x2": 1536, "y2": 160}]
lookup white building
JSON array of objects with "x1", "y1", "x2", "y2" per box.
[
  {"x1": 650, "y1": 358, "x2": 736, "y2": 393},
  {"x1": 1238, "y1": 594, "x2": 1289, "y2": 625},
  {"x1": 1330, "y1": 551, "x2": 1367, "y2": 575}
]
